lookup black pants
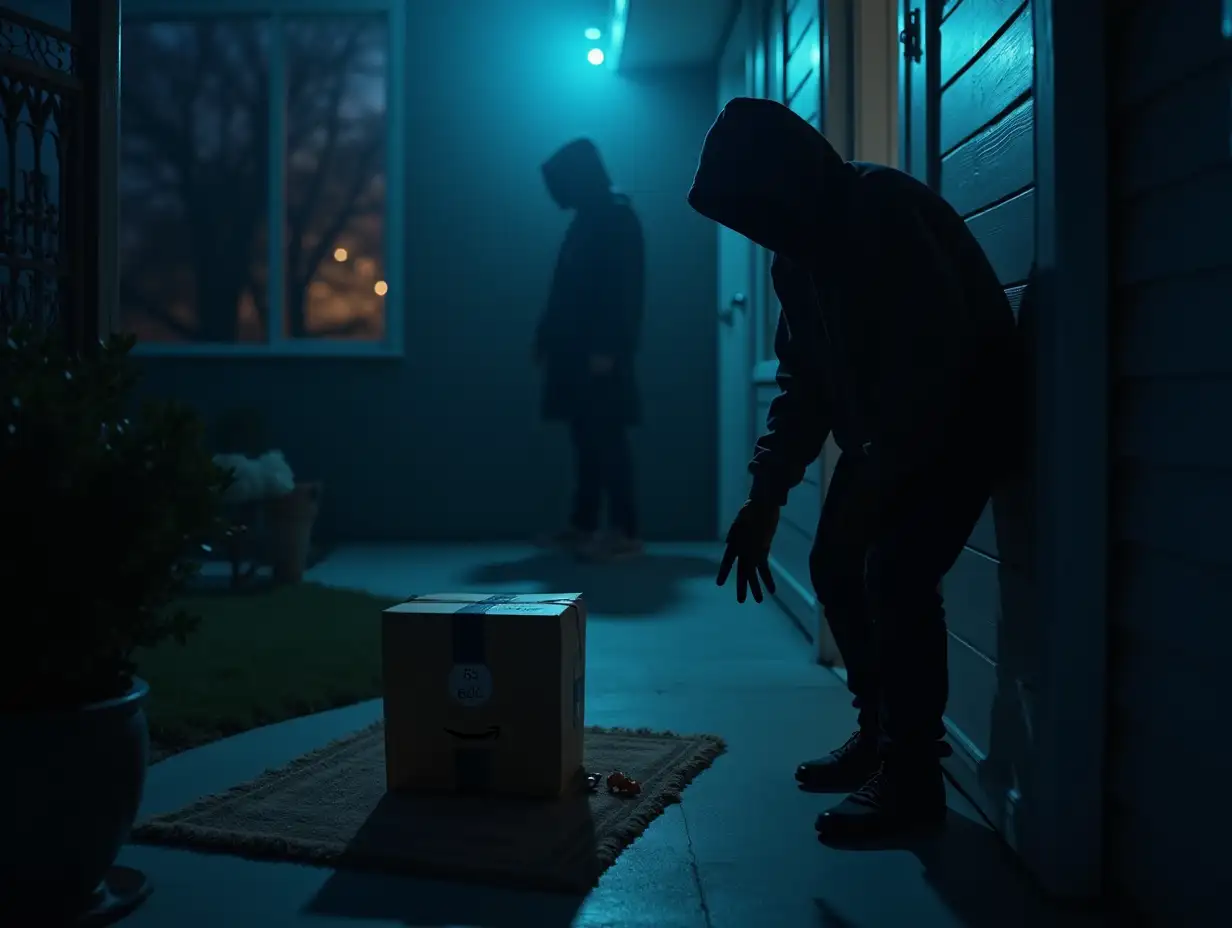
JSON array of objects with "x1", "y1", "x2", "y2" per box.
[
  {"x1": 809, "y1": 450, "x2": 991, "y2": 753},
  {"x1": 569, "y1": 416, "x2": 638, "y2": 538}
]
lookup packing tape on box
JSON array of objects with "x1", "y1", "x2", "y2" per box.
[{"x1": 449, "y1": 595, "x2": 512, "y2": 793}]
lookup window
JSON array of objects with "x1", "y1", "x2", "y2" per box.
[{"x1": 118, "y1": 0, "x2": 405, "y2": 355}]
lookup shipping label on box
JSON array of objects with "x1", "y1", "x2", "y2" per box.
[{"x1": 381, "y1": 592, "x2": 587, "y2": 798}]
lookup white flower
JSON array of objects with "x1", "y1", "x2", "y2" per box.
[{"x1": 213, "y1": 451, "x2": 296, "y2": 504}]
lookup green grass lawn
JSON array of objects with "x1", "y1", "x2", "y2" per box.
[{"x1": 135, "y1": 582, "x2": 396, "y2": 759}]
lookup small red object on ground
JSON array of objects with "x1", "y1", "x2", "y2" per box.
[{"x1": 605, "y1": 771, "x2": 642, "y2": 797}]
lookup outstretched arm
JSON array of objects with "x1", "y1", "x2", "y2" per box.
[{"x1": 748, "y1": 303, "x2": 832, "y2": 507}]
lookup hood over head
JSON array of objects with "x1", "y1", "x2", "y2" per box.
[
  {"x1": 687, "y1": 97, "x2": 852, "y2": 260},
  {"x1": 542, "y1": 138, "x2": 613, "y2": 210}
]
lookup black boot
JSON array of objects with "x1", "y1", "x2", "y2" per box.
[
  {"x1": 814, "y1": 755, "x2": 947, "y2": 845},
  {"x1": 794, "y1": 729, "x2": 880, "y2": 793}
]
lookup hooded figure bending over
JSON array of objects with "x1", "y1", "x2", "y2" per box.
[
  {"x1": 688, "y1": 98, "x2": 1022, "y2": 846},
  {"x1": 535, "y1": 139, "x2": 645, "y2": 562}
]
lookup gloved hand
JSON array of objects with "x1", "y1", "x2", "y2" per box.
[{"x1": 717, "y1": 499, "x2": 780, "y2": 603}]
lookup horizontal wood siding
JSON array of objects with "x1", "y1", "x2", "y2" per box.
[
  {"x1": 938, "y1": 2, "x2": 1031, "y2": 153},
  {"x1": 1105, "y1": 1, "x2": 1232, "y2": 921},
  {"x1": 939, "y1": 97, "x2": 1034, "y2": 218},
  {"x1": 785, "y1": 2, "x2": 821, "y2": 125},
  {"x1": 934, "y1": 0, "x2": 1035, "y2": 833},
  {"x1": 938, "y1": 0, "x2": 1025, "y2": 87}
]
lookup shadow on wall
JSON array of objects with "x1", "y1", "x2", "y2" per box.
[
  {"x1": 980, "y1": 265, "x2": 1044, "y2": 885},
  {"x1": 814, "y1": 275, "x2": 1088, "y2": 928},
  {"x1": 888, "y1": 273, "x2": 1108, "y2": 927},
  {"x1": 461, "y1": 550, "x2": 719, "y2": 617}
]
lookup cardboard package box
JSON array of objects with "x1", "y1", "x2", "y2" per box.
[{"x1": 381, "y1": 592, "x2": 587, "y2": 799}]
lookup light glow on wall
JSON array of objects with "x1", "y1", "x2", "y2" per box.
[{"x1": 607, "y1": 0, "x2": 628, "y2": 71}]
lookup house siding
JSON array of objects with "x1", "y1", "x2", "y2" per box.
[
  {"x1": 1106, "y1": 1, "x2": 1232, "y2": 921},
  {"x1": 930, "y1": 0, "x2": 1038, "y2": 841}
]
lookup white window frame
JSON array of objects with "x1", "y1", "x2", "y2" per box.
[{"x1": 121, "y1": 0, "x2": 407, "y2": 358}]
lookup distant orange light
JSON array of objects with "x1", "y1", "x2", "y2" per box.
[
  {"x1": 333, "y1": 247, "x2": 348, "y2": 262},
  {"x1": 374, "y1": 280, "x2": 388, "y2": 296}
]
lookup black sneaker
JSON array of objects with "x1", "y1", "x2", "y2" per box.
[
  {"x1": 794, "y1": 729, "x2": 880, "y2": 793},
  {"x1": 814, "y1": 757, "x2": 948, "y2": 846}
]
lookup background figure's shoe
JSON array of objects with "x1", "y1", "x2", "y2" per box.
[
  {"x1": 579, "y1": 533, "x2": 645, "y2": 563},
  {"x1": 795, "y1": 729, "x2": 881, "y2": 792},
  {"x1": 815, "y1": 757, "x2": 947, "y2": 846},
  {"x1": 535, "y1": 527, "x2": 595, "y2": 552}
]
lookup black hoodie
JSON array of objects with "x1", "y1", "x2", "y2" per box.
[
  {"x1": 541, "y1": 138, "x2": 613, "y2": 211},
  {"x1": 688, "y1": 97, "x2": 1019, "y2": 507},
  {"x1": 536, "y1": 139, "x2": 645, "y2": 425}
]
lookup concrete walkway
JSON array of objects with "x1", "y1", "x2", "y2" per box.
[{"x1": 116, "y1": 544, "x2": 1092, "y2": 927}]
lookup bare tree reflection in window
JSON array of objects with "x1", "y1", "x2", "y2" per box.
[
  {"x1": 282, "y1": 16, "x2": 387, "y2": 340},
  {"x1": 118, "y1": 15, "x2": 389, "y2": 344},
  {"x1": 119, "y1": 20, "x2": 271, "y2": 343}
]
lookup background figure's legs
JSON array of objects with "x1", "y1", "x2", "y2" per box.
[
  {"x1": 568, "y1": 416, "x2": 603, "y2": 534},
  {"x1": 601, "y1": 423, "x2": 639, "y2": 539}
]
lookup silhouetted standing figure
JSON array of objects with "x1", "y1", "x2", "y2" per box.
[
  {"x1": 688, "y1": 99, "x2": 1023, "y2": 845},
  {"x1": 535, "y1": 139, "x2": 645, "y2": 561}
]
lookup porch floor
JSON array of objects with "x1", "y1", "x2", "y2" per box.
[{"x1": 116, "y1": 544, "x2": 1099, "y2": 928}]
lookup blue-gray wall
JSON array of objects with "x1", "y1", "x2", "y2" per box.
[
  {"x1": 126, "y1": 1, "x2": 720, "y2": 542},
  {"x1": 1105, "y1": 2, "x2": 1231, "y2": 921}
]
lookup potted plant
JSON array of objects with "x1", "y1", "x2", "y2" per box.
[
  {"x1": 265, "y1": 477, "x2": 324, "y2": 583},
  {"x1": 211, "y1": 406, "x2": 324, "y2": 585},
  {"x1": 0, "y1": 323, "x2": 229, "y2": 924}
]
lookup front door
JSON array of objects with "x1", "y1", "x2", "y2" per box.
[{"x1": 716, "y1": 1, "x2": 757, "y2": 533}]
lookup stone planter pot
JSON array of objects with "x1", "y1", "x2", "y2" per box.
[
  {"x1": 266, "y1": 480, "x2": 323, "y2": 583},
  {"x1": 0, "y1": 677, "x2": 153, "y2": 924}
]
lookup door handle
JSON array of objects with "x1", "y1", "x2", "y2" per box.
[{"x1": 718, "y1": 292, "x2": 747, "y2": 326}]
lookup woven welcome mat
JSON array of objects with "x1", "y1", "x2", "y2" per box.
[{"x1": 131, "y1": 722, "x2": 726, "y2": 893}]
